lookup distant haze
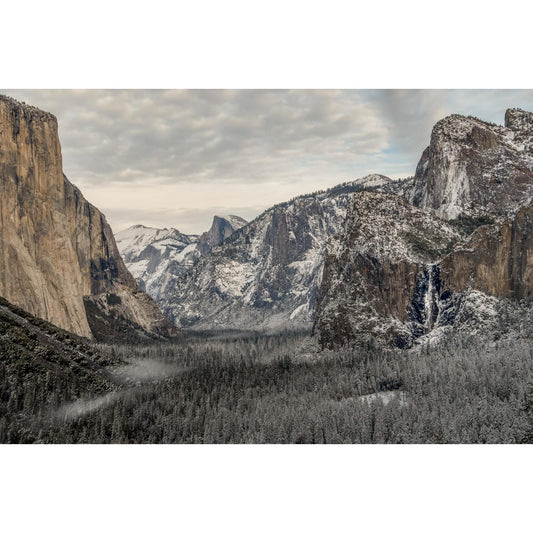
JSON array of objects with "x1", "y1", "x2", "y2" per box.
[{"x1": 3, "y1": 89, "x2": 533, "y2": 234}]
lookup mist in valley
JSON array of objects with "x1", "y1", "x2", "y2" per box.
[{"x1": 19, "y1": 330, "x2": 533, "y2": 444}]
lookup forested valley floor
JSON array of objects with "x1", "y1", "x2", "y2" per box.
[{"x1": 3, "y1": 328, "x2": 533, "y2": 444}]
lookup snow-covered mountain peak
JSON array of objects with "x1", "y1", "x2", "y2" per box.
[
  {"x1": 197, "y1": 214, "x2": 249, "y2": 256},
  {"x1": 432, "y1": 113, "x2": 501, "y2": 142},
  {"x1": 353, "y1": 174, "x2": 393, "y2": 189},
  {"x1": 505, "y1": 108, "x2": 533, "y2": 132},
  {"x1": 115, "y1": 224, "x2": 200, "y2": 298},
  {"x1": 410, "y1": 108, "x2": 533, "y2": 220},
  {"x1": 116, "y1": 225, "x2": 192, "y2": 262},
  {"x1": 348, "y1": 191, "x2": 460, "y2": 263},
  {"x1": 223, "y1": 214, "x2": 248, "y2": 230},
  {"x1": 115, "y1": 213, "x2": 249, "y2": 305}
]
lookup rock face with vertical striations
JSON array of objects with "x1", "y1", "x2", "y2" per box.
[
  {"x1": 408, "y1": 109, "x2": 533, "y2": 220},
  {"x1": 0, "y1": 95, "x2": 175, "y2": 341},
  {"x1": 439, "y1": 199, "x2": 533, "y2": 300},
  {"x1": 197, "y1": 215, "x2": 248, "y2": 256}
]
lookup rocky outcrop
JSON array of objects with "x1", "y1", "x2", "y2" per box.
[
  {"x1": 505, "y1": 108, "x2": 533, "y2": 132},
  {"x1": 440, "y1": 199, "x2": 533, "y2": 300},
  {"x1": 64, "y1": 179, "x2": 138, "y2": 296},
  {"x1": 430, "y1": 112, "x2": 533, "y2": 305},
  {"x1": 314, "y1": 192, "x2": 460, "y2": 348},
  {"x1": 0, "y1": 95, "x2": 175, "y2": 341},
  {"x1": 197, "y1": 215, "x2": 247, "y2": 256},
  {"x1": 409, "y1": 109, "x2": 533, "y2": 220}
]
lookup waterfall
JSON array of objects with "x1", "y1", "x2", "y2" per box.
[{"x1": 423, "y1": 264, "x2": 439, "y2": 332}]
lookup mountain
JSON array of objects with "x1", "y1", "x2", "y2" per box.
[
  {"x1": 115, "y1": 225, "x2": 199, "y2": 300},
  {"x1": 408, "y1": 108, "x2": 533, "y2": 220},
  {"x1": 0, "y1": 95, "x2": 175, "y2": 341},
  {"x1": 314, "y1": 191, "x2": 462, "y2": 348},
  {"x1": 115, "y1": 214, "x2": 247, "y2": 307},
  {"x1": 197, "y1": 215, "x2": 248, "y2": 256},
  {"x1": 156, "y1": 177, "x2": 397, "y2": 331},
  {"x1": 315, "y1": 108, "x2": 533, "y2": 348},
  {"x1": 351, "y1": 173, "x2": 393, "y2": 189}
]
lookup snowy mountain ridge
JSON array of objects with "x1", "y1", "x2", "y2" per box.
[
  {"x1": 115, "y1": 108, "x2": 533, "y2": 345},
  {"x1": 115, "y1": 215, "x2": 247, "y2": 303},
  {"x1": 157, "y1": 175, "x2": 400, "y2": 331},
  {"x1": 115, "y1": 174, "x2": 403, "y2": 332},
  {"x1": 352, "y1": 173, "x2": 392, "y2": 188}
]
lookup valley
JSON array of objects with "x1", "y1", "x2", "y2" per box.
[
  {"x1": 2, "y1": 92, "x2": 533, "y2": 444},
  {"x1": 3, "y1": 331, "x2": 531, "y2": 444}
]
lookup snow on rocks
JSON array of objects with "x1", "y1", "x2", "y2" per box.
[
  {"x1": 159, "y1": 177, "x2": 395, "y2": 331},
  {"x1": 410, "y1": 109, "x2": 533, "y2": 221}
]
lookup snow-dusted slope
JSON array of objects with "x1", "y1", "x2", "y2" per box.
[
  {"x1": 352, "y1": 173, "x2": 393, "y2": 188},
  {"x1": 315, "y1": 191, "x2": 533, "y2": 349},
  {"x1": 314, "y1": 191, "x2": 462, "y2": 348},
  {"x1": 116, "y1": 226, "x2": 198, "y2": 267},
  {"x1": 115, "y1": 225, "x2": 199, "y2": 301},
  {"x1": 159, "y1": 177, "x2": 394, "y2": 331},
  {"x1": 115, "y1": 215, "x2": 248, "y2": 306},
  {"x1": 225, "y1": 215, "x2": 248, "y2": 231}
]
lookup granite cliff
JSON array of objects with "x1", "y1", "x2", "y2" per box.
[
  {"x1": 408, "y1": 108, "x2": 533, "y2": 220},
  {"x1": 314, "y1": 192, "x2": 461, "y2": 348},
  {"x1": 197, "y1": 215, "x2": 247, "y2": 256},
  {"x1": 0, "y1": 95, "x2": 175, "y2": 341}
]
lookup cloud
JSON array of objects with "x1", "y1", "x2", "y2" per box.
[
  {"x1": 3, "y1": 89, "x2": 389, "y2": 185},
  {"x1": 3, "y1": 89, "x2": 533, "y2": 233},
  {"x1": 371, "y1": 89, "x2": 450, "y2": 155}
]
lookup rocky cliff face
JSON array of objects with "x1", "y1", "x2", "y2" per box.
[
  {"x1": 409, "y1": 109, "x2": 533, "y2": 220},
  {"x1": 315, "y1": 108, "x2": 533, "y2": 349},
  {"x1": 314, "y1": 192, "x2": 461, "y2": 348},
  {"x1": 440, "y1": 199, "x2": 533, "y2": 300},
  {"x1": 0, "y1": 95, "x2": 174, "y2": 341},
  {"x1": 197, "y1": 215, "x2": 247, "y2": 256}
]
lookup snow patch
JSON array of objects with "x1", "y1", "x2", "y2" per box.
[{"x1": 359, "y1": 390, "x2": 408, "y2": 407}]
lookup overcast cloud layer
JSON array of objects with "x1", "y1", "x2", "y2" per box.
[{"x1": 3, "y1": 89, "x2": 533, "y2": 234}]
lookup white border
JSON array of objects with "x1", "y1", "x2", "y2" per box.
[{"x1": 2, "y1": 1, "x2": 532, "y2": 531}]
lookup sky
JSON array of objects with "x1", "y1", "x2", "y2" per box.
[{"x1": 3, "y1": 89, "x2": 533, "y2": 234}]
